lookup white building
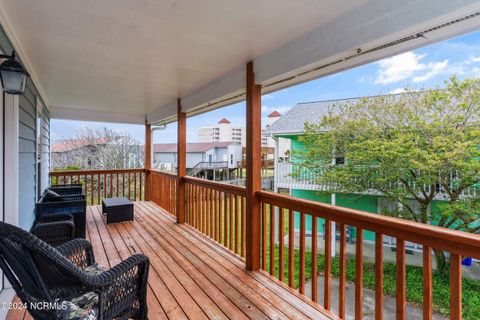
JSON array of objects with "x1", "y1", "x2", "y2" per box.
[{"x1": 198, "y1": 118, "x2": 246, "y2": 146}]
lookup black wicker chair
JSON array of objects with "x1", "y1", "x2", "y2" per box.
[
  {"x1": 31, "y1": 213, "x2": 75, "y2": 246},
  {"x1": 36, "y1": 194, "x2": 86, "y2": 238},
  {"x1": 48, "y1": 184, "x2": 83, "y2": 196},
  {"x1": 0, "y1": 221, "x2": 149, "y2": 320}
]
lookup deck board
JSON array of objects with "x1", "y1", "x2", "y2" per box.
[{"x1": 7, "y1": 201, "x2": 333, "y2": 320}]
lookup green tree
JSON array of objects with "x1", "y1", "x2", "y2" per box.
[{"x1": 300, "y1": 77, "x2": 480, "y2": 272}]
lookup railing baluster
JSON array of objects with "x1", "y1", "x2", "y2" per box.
[
  {"x1": 279, "y1": 207, "x2": 285, "y2": 283},
  {"x1": 396, "y1": 239, "x2": 406, "y2": 320},
  {"x1": 206, "y1": 187, "x2": 210, "y2": 237},
  {"x1": 356, "y1": 227, "x2": 364, "y2": 319},
  {"x1": 90, "y1": 174, "x2": 94, "y2": 205},
  {"x1": 375, "y1": 232, "x2": 384, "y2": 320},
  {"x1": 230, "y1": 193, "x2": 234, "y2": 251},
  {"x1": 134, "y1": 172, "x2": 137, "y2": 201},
  {"x1": 288, "y1": 208, "x2": 295, "y2": 288},
  {"x1": 269, "y1": 204, "x2": 275, "y2": 276},
  {"x1": 103, "y1": 174, "x2": 107, "y2": 200},
  {"x1": 242, "y1": 196, "x2": 246, "y2": 258},
  {"x1": 223, "y1": 191, "x2": 228, "y2": 246},
  {"x1": 423, "y1": 246, "x2": 432, "y2": 320},
  {"x1": 339, "y1": 223, "x2": 347, "y2": 319},
  {"x1": 324, "y1": 219, "x2": 331, "y2": 310},
  {"x1": 299, "y1": 211, "x2": 306, "y2": 294},
  {"x1": 235, "y1": 195, "x2": 240, "y2": 254},
  {"x1": 311, "y1": 215, "x2": 318, "y2": 301},
  {"x1": 262, "y1": 202, "x2": 267, "y2": 271},
  {"x1": 139, "y1": 172, "x2": 143, "y2": 201},
  {"x1": 201, "y1": 187, "x2": 205, "y2": 234},
  {"x1": 450, "y1": 254, "x2": 462, "y2": 320},
  {"x1": 216, "y1": 190, "x2": 221, "y2": 242}
]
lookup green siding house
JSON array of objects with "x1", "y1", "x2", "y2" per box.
[{"x1": 267, "y1": 98, "x2": 469, "y2": 245}]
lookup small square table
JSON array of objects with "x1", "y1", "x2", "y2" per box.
[{"x1": 102, "y1": 197, "x2": 134, "y2": 224}]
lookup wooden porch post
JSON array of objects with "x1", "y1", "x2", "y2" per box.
[
  {"x1": 245, "y1": 61, "x2": 261, "y2": 271},
  {"x1": 145, "y1": 121, "x2": 152, "y2": 201},
  {"x1": 177, "y1": 99, "x2": 186, "y2": 223}
]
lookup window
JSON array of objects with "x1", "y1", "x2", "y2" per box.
[
  {"x1": 335, "y1": 157, "x2": 345, "y2": 165},
  {"x1": 230, "y1": 154, "x2": 233, "y2": 165}
]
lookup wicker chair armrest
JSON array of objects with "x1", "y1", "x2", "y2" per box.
[
  {"x1": 93, "y1": 254, "x2": 149, "y2": 316},
  {"x1": 56, "y1": 238, "x2": 95, "y2": 269},
  {"x1": 87, "y1": 254, "x2": 149, "y2": 287},
  {"x1": 36, "y1": 212, "x2": 74, "y2": 223}
]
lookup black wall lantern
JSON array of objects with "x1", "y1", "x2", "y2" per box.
[{"x1": 0, "y1": 51, "x2": 29, "y2": 95}]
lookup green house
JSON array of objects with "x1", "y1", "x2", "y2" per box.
[{"x1": 267, "y1": 98, "x2": 468, "y2": 245}]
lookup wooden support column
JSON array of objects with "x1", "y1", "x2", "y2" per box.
[
  {"x1": 245, "y1": 61, "x2": 261, "y2": 271},
  {"x1": 177, "y1": 99, "x2": 186, "y2": 223},
  {"x1": 144, "y1": 121, "x2": 152, "y2": 201}
]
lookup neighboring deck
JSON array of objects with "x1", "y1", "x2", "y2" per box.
[{"x1": 8, "y1": 201, "x2": 333, "y2": 320}]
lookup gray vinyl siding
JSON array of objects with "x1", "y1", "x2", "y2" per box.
[
  {"x1": 18, "y1": 85, "x2": 38, "y2": 229},
  {"x1": 0, "y1": 24, "x2": 50, "y2": 230}
]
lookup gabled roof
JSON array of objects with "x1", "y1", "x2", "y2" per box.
[
  {"x1": 218, "y1": 118, "x2": 231, "y2": 124},
  {"x1": 154, "y1": 141, "x2": 238, "y2": 153},
  {"x1": 265, "y1": 98, "x2": 357, "y2": 135},
  {"x1": 52, "y1": 137, "x2": 113, "y2": 153},
  {"x1": 267, "y1": 111, "x2": 282, "y2": 117}
]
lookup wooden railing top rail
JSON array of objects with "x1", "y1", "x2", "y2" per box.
[
  {"x1": 258, "y1": 190, "x2": 480, "y2": 260},
  {"x1": 50, "y1": 168, "x2": 146, "y2": 175},
  {"x1": 148, "y1": 169, "x2": 178, "y2": 178},
  {"x1": 184, "y1": 176, "x2": 246, "y2": 196}
]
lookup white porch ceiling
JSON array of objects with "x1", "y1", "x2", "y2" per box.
[{"x1": 0, "y1": 0, "x2": 480, "y2": 124}]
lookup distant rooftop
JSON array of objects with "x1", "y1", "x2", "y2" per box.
[
  {"x1": 266, "y1": 92, "x2": 415, "y2": 135},
  {"x1": 154, "y1": 141, "x2": 238, "y2": 153},
  {"x1": 52, "y1": 137, "x2": 114, "y2": 153},
  {"x1": 218, "y1": 118, "x2": 231, "y2": 124},
  {"x1": 267, "y1": 111, "x2": 282, "y2": 118}
]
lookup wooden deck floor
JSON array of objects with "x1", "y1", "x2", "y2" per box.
[{"x1": 8, "y1": 201, "x2": 333, "y2": 320}]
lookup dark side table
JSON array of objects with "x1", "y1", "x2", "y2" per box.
[{"x1": 102, "y1": 197, "x2": 134, "y2": 224}]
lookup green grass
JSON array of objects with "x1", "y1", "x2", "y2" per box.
[{"x1": 264, "y1": 245, "x2": 480, "y2": 319}]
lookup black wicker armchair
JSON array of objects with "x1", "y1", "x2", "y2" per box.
[
  {"x1": 36, "y1": 194, "x2": 87, "y2": 238},
  {"x1": 31, "y1": 213, "x2": 75, "y2": 246},
  {"x1": 0, "y1": 221, "x2": 149, "y2": 320},
  {"x1": 48, "y1": 184, "x2": 83, "y2": 196}
]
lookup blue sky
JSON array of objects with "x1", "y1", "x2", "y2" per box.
[{"x1": 51, "y1": 30, "x2": 480, "y2": 144}]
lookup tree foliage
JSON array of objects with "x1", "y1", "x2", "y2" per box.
[{"x1": 300, "y1": 77, "x2": 480, "y2": 270}]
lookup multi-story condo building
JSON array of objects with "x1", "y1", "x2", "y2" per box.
[{"x1": 198, "y1": 118, "x2": 246, "y2": 146}]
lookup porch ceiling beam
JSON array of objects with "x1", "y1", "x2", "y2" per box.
[
  {"x1": 50, "y1": 106, "x2": 146, "y2": 124},
  {"x1": 148, "y1": 0, "x2": 480, "y2": 123}
]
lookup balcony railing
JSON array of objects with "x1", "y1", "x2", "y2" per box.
[
  {"x1": 148, "y1": 169, "x2": 177, "y2": 217},
  {"x1": 50, "y1": 168, "x2": 146, "y2": 204},
  {"x1": 48, "y1": 167, "x2": 480, "y2": 318},
  {"x1": 277, "y1": 162, "x2": 479, "y2": 200}
]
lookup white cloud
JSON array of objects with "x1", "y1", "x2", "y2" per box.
[
  {"x1": 389, "y1": 88, "x2": 406, "y2": 94},
  {"x1": 413, "y1": 60, "x2": 448, "y2": 82},
  {"x1": 468, "y1": 55, "x2": 480, "y2": 64},
  {"x1": 262, "y1": 105, "x2": 291, "y2": 115},
  {"x1": 375, "y1": 52, "x2": 427, "y2": 84}
]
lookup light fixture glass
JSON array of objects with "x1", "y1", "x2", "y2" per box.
[{"x1": 0, "y1": 52, "x2": 29, "y2": 95}]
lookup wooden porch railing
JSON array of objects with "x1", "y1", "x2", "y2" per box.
[
  {"x1": 257, "y1": 190, "x2": 480, "y2": 320},
  {"x1": 184, "y1": 176, "x2": 247, "y2": 258},
  {"x1": 50, "y1": 168, "x2": 146, "y2": 205},
  {"x1": 50, "y1": 167, "x2": 479, "y2": 318},
  {"x1": 148, "y1": 169, "x2": 177, "y2": 216}
]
